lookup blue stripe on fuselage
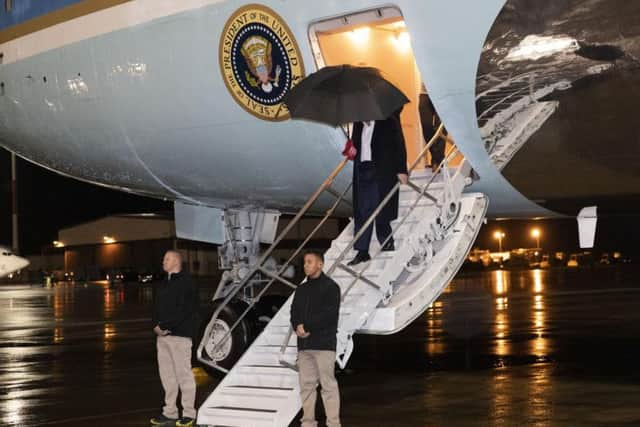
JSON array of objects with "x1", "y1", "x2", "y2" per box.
[{"x1": 0, "y1": 0, "x2": 85, "y2": 31}]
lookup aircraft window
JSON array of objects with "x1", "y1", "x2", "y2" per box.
[{"x1": 5, "y1": 0, "x2": 11, "y2": 12}]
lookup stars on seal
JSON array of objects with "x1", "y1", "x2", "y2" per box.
[{"x1": 231, "y1": 24, "x2": 292, "y2": 105}]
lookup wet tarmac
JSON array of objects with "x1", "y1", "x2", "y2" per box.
[{"x1": 2, "y1": 267, "x2": 640, "y2": 426}]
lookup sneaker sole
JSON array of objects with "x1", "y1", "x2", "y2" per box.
[{"x1": 150, "y1": 420, "x2": 176, "y2": 426}]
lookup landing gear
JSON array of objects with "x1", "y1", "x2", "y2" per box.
[
  {"x1": 213, "y1": 208, "x2": 281, "y2": 302},
  {"x1": 198, "y1": 300, "x2": 254, "y2": 374},
  {"x1": 195, "y1": 207, "x2": 292, "y2": 375},
  {"x1": 197, "y1": 294, "x2": 288, "y2": 376}
]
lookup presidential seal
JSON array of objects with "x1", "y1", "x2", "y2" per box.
[{"x1": 220, "y1": 4, "x2": 305, "y2": 121}]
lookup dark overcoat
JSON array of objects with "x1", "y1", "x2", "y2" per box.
[{"x1": 352, "y1": 113, "x2": 408, "y2": 223}]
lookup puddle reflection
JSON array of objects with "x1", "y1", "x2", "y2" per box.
[{"x1": 429, "y1": 269, "x2": 554, "y2": 362}]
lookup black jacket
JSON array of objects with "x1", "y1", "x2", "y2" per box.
[
  {"x1": 352, "y1": 112, "x2": 408, "y2": 223},
  {"x1": 419, "y1": 93, "x2": 438, "y2": 142},
  {"x1": 419, "y1": 94, "x2": 447, "y2": 162},
  {"x1": 290, "y1": 272, "x2": 341, "y2": 351},
  {"x1": 153, "y1": 271, "x2": 200, "y2": 339}
]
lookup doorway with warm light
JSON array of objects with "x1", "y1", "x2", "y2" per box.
[{"x1": 309, "y1": 7, "x2": 450, "y2": 168}]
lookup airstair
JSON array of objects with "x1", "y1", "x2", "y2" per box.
[
  {"x1": 196, "y1": 127, "x2": 488, "y2": 427},
  {"x1": 476, "y1": 71, "x2": 567, "y2": 171}
]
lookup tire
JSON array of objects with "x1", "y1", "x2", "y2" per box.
[
  {"x1": 196, "y1": 300, "x2": 255, "y2": 376},
  {"x1": 253, "y1": 294, "x2": 288, "y2": 324}
]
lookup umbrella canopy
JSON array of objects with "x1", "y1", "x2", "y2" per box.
[{"x1": 284, "y1": 65, "x2": 410, "y2": 127}]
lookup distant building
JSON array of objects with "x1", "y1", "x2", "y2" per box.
[
  {"x1": 56, "y1": 214, "x2": 217, "y2": 280},
  {"x1": 53, "y1": 213, "x2": 342, "y2": 281}
]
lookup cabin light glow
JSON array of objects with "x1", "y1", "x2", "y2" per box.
[
  {"x1": 392, "y1": 31, "x2": 411, "y2": 53},
  {"x1": 349, "y1": 27, "x2": 370, "y2": 44}
]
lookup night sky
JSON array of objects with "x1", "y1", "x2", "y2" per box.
[
  {"x1": 474, "y1": 216, "x2": 639, "y2": 256},
  {"x1": 1, "y1": 148, "x2": 638, "y2": 257},
  {"x1": 0, "y1": 149, "x2": 170, "y2": 254}
]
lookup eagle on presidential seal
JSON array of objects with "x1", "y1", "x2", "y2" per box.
[{"x1": 241, "y1": 35, "x2": 282, "y2": 94}]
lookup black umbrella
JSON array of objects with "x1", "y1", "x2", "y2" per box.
[{"x1": 284, "y1": 65, "x2": 410, "y2": 127}]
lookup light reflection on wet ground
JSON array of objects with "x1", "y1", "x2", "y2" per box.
[{"x1": 2, "y1": 267, "x2": 640, "y2": 426}]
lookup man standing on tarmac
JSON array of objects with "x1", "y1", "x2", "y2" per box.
[
  {"x1": 151, "y1": 250, "x2": 199, "y2": 427},
  {"x1": 291, "y1": 251, "x2": 342, "y2": 427}
]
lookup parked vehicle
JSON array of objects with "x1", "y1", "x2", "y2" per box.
[
  {"x1": 539, "y1": 255, "x2": 550, "y2": 269},
  {"x1": 108, "y1": 268, "x2": 139, "y2": 284},
  {"x1": 138, "y1": 271, "x2": 164, "y2": 284}
]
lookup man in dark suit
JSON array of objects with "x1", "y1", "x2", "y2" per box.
[
  {"x1": 419, "y1": 92, "x2": 447, "y2": 172},
  {"x1": 348, "y1": 111, "x2": 408, "y2": 266}
]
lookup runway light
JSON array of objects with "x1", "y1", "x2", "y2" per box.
[
  {"x1": 349, "y1": 27, "x2": 370, "y2": 45},
  {"x1": 103, "y1": 236, "x2": 116, "y2": 244},
  {"x1": 494, "y1": 231, "x2": 505, "y2": 252},
  {"x1": 53, "y1": 241, "x2": 65, "y2": 248},
  {"x1": 531, "y1": 228, "x2": 541, "y2": 249}
]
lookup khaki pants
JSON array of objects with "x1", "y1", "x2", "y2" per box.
[
  {"x1": 298, "y1": 350, "x2": 341, "y2": 427},
  {"x1": 157, "y1": 335, "x2": 196, "y2": 419}
]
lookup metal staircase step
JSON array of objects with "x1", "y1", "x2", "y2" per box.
[
  {"x1": 255, "y1": 332, "x2": 297, "y2": 346},
  {"x1": 224, "y1": 371, "x2": 299, "y2": 389},
  {"x1": 241, "y1": 351, "x2": 297, "y2": 367},
  {"x1": 232, "y1": 366, "x2": 299, "y2": 386},
  {"x1": 324, "y1": 252, "x2": 394, "y2": 263},
  {"x1": 331, "y1": 238, "x2": 405, "y2": 252},
  {"x1": 263, "y1": 324, "x2": 291, "y2": 334},
  {"x1": 342, "y1": 292, "x2": 366, "y2": 302},
  {"x1": 390, "y1": 218, "x2": 421, "y2": 227},
  {"x1": 224, "y1": 385, "x2": 295, "y2": 392},
  {"x1": 262, "y1": 321, "x2": 292, "y2": 328},
  {"x1": 398, "y1": 198, "x2": 436, "y2": 208},
  {"x1": 198, "y1": 406, "x2": 277, "y2": 427},
  {"x1": 339, "y1": 308, "x2": 353, "y2": 316},
  {"x1": 331, "y1": 270, "x2": 381, "y2": 281},
  {"x1": 213, "y1": 387, "x2": 292, "y2": 412},
  {"x1": 399, "y1": 182, "x2": 444, "y2": 194},
  {"x1": 335, "y1": 263, "x2": 383, "y2": 290},
  {"x1": 221, "y1": 385, "x2": 295, "y2": 398},
  {"x1": 239, "y1": 362, "x2": 296, "y2": 370},
  {"x1": 251, "y1": 345, "x2": 297, "y2": 355}
]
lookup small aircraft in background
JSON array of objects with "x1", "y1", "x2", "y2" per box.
[{"x1": 0, "y1": 246, "x2": 29, "y2": 279}]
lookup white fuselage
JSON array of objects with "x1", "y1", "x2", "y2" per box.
[{"x1": 0, "y1": 0, "x2": 550, "y2": 218}]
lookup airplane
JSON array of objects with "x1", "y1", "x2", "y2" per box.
[
  {"x1": 0, "y1": 0, "x2": 635, "y2": 424},
  {"x1": 0, "y1": 246, "x2": 29, "y2": 278}
]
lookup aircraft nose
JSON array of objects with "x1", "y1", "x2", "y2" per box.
[{"x1": 18, "y1": 257, "x2": 30, "y2": 270}]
